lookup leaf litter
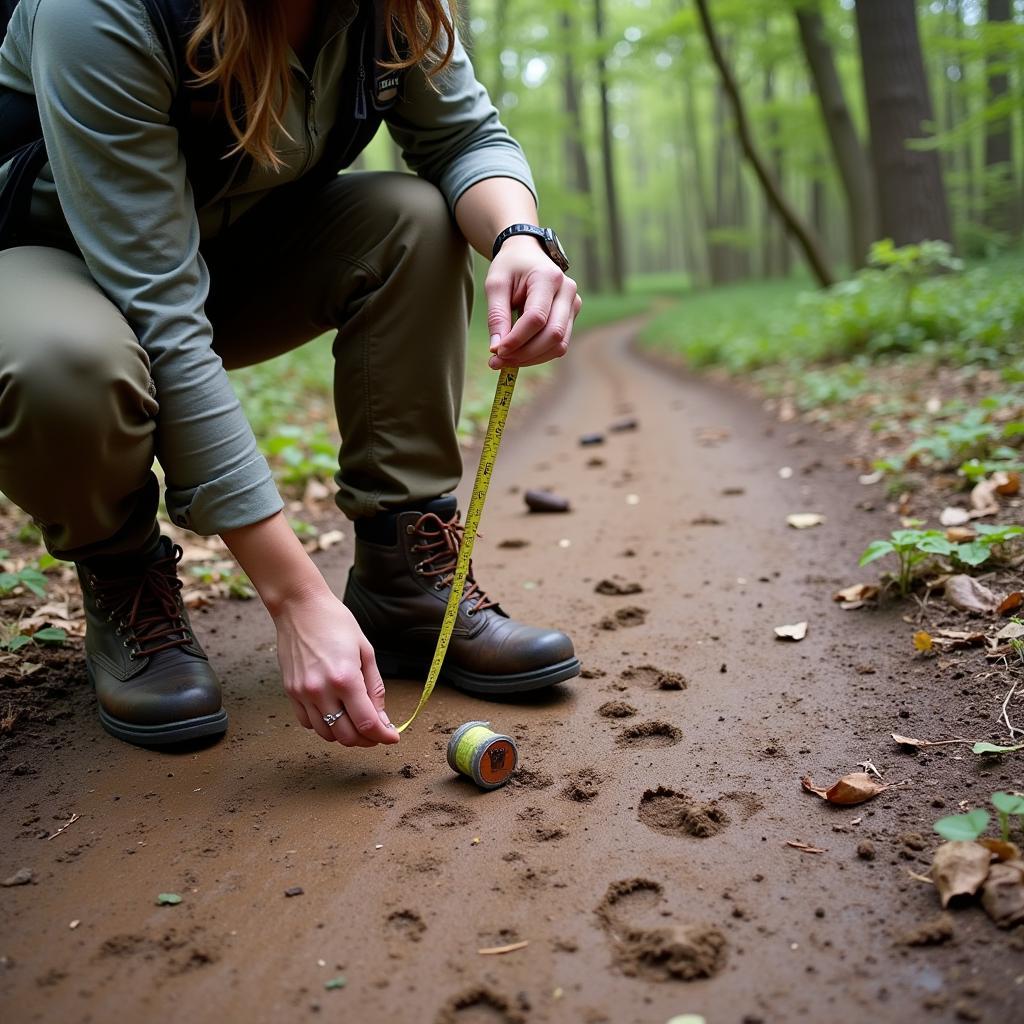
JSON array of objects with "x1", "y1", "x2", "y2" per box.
[{"x1": 801, "y1": 772, "x2": 888, "y2": 805}]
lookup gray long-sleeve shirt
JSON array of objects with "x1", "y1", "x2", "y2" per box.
[{"x1": 0, "y1": 0, "x2": 535, "y2": 534}]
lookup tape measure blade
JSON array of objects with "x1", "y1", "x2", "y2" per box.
[{"x1": 395, "y1": 368, "x2": 519, "y2": 733}]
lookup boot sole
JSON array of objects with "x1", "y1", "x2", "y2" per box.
[
  {"x1": 374, "y1": 652, "x2": 582, "y2": 696},
  {"x1": 89, "y1": 665, "x2": 228, "y2": 747}
]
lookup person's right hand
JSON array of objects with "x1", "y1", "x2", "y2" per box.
[{"x1": 271, "y1": 583, "x2": 399, "y2": 747}]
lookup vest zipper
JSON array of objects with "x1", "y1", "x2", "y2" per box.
[{"x1": 355, "y1": 61, "x2": 367, "y2": 120}]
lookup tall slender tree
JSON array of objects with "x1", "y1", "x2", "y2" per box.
[
  {"x1": 853, "y1": 0, "x2": 953, "y2": 246},
  {"x1": 593, "y1": 0, "x2": 626, "y2": 294},
  {"x1": 983, "y1": 0, "x2": 1018, "y2": 235},
  {"x1": 695, "y1": 0, "x2": 835, "y2": 286},
  {"x1": 795, "y1": 2, "x2": 877, "y2": 266},
  {"x1": 558, "y1": 8, "x2": 602, "y2": 291}
]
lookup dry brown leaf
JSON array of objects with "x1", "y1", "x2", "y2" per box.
[
  {"x1": 801, "y1": 772, "x2": 888, "y2": 806},
  {"x1": 980, "y1": 859, "x2": 1024, "y2": 928},
  {"x1": 944, "y1": 574, "x2": 998, "y2": 614},
  {"x1": 996, "y1": 591, "x2": 1024, "y2": 617},
  {"x1": 774, "y1": 621, "x2": 808, "y2": 641},
  {"x1": 939, "y1": 506, "x2": 971, "y2": 527},
  {"x1": 913, "y1": 631, "x2": 933, "y2": 653},
  {"x1": 945, "y1": 526, "x2": 977, "y2": 543},
  {"x1": 786, "y1": 513, "x2": 825, "y2": 529},
  {"x1": 993, "y1": 470, "x2": 1020, "y2": 497},
  {"x1": 932, "y1": 841, "x2": 991, "y2": 908},
  {"x1": 833, "y1": 584, "x2": 879, "y2": 604},
  {"x1": 978, "y1": 838, "x2": 1022, "y2": 863},
  {"x1": 891, "y1": 733, "x2": 975, "y2": 749},
  {"x1": 993, "y1": 621, "x2": 1024, "y2": 642},
  {"x1": 969, "y1": 478, "x2": 1001, "y2": 517}
]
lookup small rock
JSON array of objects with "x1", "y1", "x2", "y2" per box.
[
  {"x1": 1, "y1": 868, "x2": 33, "y2": 887},
  {"x1": 900, "y1": 832, "x2": 926, "y2": 851},
  {"x1": 497, "y1": 538, "x2": 530, "y2": 549},
  {"x1": 579, "y1": 432, "x2": 605, "y2": 446},
  {"x1": 284, "y1": 886, "x2": 305, "y2": 897},
  {"x1": 609, "y1": 417, "x2": 639, "y2": 433},
  {"x1": 594, "y1": 578, "x2": 643, "y2": 596},
  {"x1": 857, "y1": 841, "x2": 876, "y2": 861},
  {"x1": 524, "y1": 489, "x2": 570, "y2": 513}
]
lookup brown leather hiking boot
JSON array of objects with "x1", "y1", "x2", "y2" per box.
[
  {"x1": 77, "y1": 537, "x2": 226, "y2": 746},
  {"x1": 343, "y1": 498, "x2": 580, "y2": 695}
]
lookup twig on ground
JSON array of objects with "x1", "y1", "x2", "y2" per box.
[
  {"x1": 785, "y1": 840, "x2": 826, "y2": 854},
  {"x1": 46, "y1": 812, "x2": 80, "y2": 840},
  {"x1": 477, "y1": 941, "x2": 529, "y2": 955},
  {"x1": 907, "y1": 870, "x2": 934, "y2": 885},
  {"x1": 1000, "y1": 679, "x2": 1022, "y2": 741}
]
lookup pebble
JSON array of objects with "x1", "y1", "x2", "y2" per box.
[
  {"x1": 1, "y1": 868, "x2": 34, "y2": 887},
  {"x1": 857, "y1": 841, "x2": 876, "y2": 861},
  {"x1": 579, "y1": 432, "x2": 605, "y2": 446},
  {"x1": 284, "y1": 886, "x2": 305, "y2": 897},
  {"x1": 524, "y1": 489, "x2": 570, "y2": 513}
]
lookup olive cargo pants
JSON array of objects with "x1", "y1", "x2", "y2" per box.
[{"x1": 0, "y1": 172, "x2": 472, "y2": 561}]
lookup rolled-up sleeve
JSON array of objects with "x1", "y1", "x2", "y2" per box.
[
  {"x1": 385, "y1": 22, "x2": 536, "y2": 212},
  {"x1": 29, "y1": 0, "x2": 282, "y2": 534}
]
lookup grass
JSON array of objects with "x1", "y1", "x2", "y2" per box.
[{"x1": 640, "y1": 247, "x2": 1024, "y2": 381}]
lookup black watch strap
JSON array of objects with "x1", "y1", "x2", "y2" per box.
[{"x1": 492, "y1": 224, "x2": 570, "y2": 271}]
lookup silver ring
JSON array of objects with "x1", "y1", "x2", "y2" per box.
[{"x1": 323, "y1": 710, "x2": 346, "y2": 727}]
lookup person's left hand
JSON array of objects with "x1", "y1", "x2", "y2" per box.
[{"x1": 485, "y1": 236, "x2": 582, "y2": 369}]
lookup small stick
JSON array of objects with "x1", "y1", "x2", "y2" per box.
[
  {"x1": 478, "y1": 941, "x2": 529, "y2": 956},
  {"x1": 1000, "y1": 680, "x2": 1022, "y2": 741},
  {"x1": 907, "y1": 870, "x2": 934, "y2": 885},
  {"x1": 786, "y1": 841, "x2": 826, "y2": 854},
  {"x1": 47, "y1": 812, "x2": 80, "y2": 841}
]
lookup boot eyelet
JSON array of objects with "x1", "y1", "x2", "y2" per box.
[
  {"x1": 434, "y1": 581, "x2": 444, "y2": 591},
  {"x1": 128, "y1": 651, "x2": 136, "y2": 660},
  {"x1": 405, "y1": 524, "x2": 415, "y2": 535},
  {"x1": 122, "y1": 639, "x2": 130, "y2": 648},
  {"x1": 466, "y1": 608, "x2": 475, "y2": 617}
]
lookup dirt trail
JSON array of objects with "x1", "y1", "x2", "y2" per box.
[{"x1": 2, "y1": 319, "x2": 1021, "y2": 1023}]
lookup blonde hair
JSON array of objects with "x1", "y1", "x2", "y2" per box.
[{"x1": 186, "y1": 1, "x2": 459, "y2": 170}]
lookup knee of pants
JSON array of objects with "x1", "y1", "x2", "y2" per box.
[
  {"x1": 1, "y1": 321, "x2": 156, "y2": 442},
  {"x1": 360, "y1": 173, "x2": 472, "y2": 277}
]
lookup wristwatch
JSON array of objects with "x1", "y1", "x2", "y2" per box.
[{"x1": 492, "y1": 224, "x2": 570, "y2": 271}]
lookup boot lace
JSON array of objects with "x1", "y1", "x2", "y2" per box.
[
  {"x1": 408, "y1": 511, "x2": 497, "y2": 616},
  {"x1": 88, "y1": 545, "x2": 192, "y2": 659}
]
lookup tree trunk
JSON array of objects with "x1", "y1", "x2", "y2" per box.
[
  {"x1": 694, "y1": 0, "x2": 835, "y2": 287},
  {"x1": 593, "y1": 0, "x2": 625, "y2": 293},
  {"x1": 559, "y1": 9, "x2": 602, "y2": 292},
  {"x1": 853, "y1": 0, "x2": 953, "y2": 246},
  {"x1": 795, "y1": 3, "x2": 877, "y2": 267},
  {"x1": 984, "y1": 0, "x2": 1018, "y2": 235},
  {"x1": 681, "y1": 54, "x2": 712, "y2": 287}
]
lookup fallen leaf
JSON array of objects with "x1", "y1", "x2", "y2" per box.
[
  {"x1": 156, "y1": 893, "x2": 182, "y2": 906},
  {"x1": 785, "y1": 840, "x2": 826, "y2": 854},
  {"x1": 833, "y1": 584, "x2": 879, "y2": 604},
  {"x1": 980, "y1": 859, "x2": 1024, "y2": 928},
  {"x1": 858, "y1": 471, "x2": 884, "y2": 485},
  {"x1": 973, "y1": 741, "x2": 1024, "y2": 755},
  {"x1": 913, "y1": 631, "x2": 933, "y2": 653},
  {"x1": 801, "y1": 772, "x2": 888, "y2": 805},
  {"x1": 993, "y1": 621, "x2": 1024, "y2": 642},
  {"x1": 939, "y1": 506, "x2": 971, "y2": 527},
  {"x1": 945, "y1": 526, "x2": 977, "y2": 543},
  {"x1": 944, "y1": 574, "x2": 998, "y2": 614},
  {"x1": 774, "y1": 621, "x2": 808, "y2": 641},
  {"x1": 931, "y1": 841, "x2": 991, "y2": 908},
  {"x1": 996, "y1": 592, "x2": 1024, "y2": 617},
  {"x1": 994, "y1": 470, "x2": 1020, "y2": 496},
  {"x1": 787, "y1": 513, "x2": 825, "y2": 529},
  {"x1": 979, "y1": 838, "x2": 1022, "y2": 862},
  {"x1": 316, "y1": 529, "x2": 345, "y2": 551},
  {"x1": 891, "y1": 733, "x2": 975, "y2": 750},
  {"x1": 969, "y1": 477, "x2": 1001, "y2": 517},
  {"x1": 324, "y1": 975, "x2": 347, "y2": 991}
]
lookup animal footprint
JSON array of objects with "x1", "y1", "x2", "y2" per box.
[
  {"x1": 621, "y1": 664, "x2": 687, "y2": 690},
  {"x1": 598, "y1": 700, "x2": 637, "y2": 718},
  {"x1": 615, "y1": 720, "x2": 682, "y2": 748},
  {"x1": 596, "y1": 878, "x2": 727, "y2": 982},
  {"x1": 598, "y1": 606, "x2": 648, "y2": 630},
  {"x1": 435, "y1": 987, "x2": 527, "y2": 1024},
  {"x1": 638, "y1": 787, "x2": 729, "y2": 837},
  {"x1": 385, "y1": 909, "x2": 426, "y2": 942},
  {"x1": 398, "y1": 801, "x2": 475, "y2": 831},
  {"x1": 562, "y1": 768, "x2": 603, "y2": 802}
]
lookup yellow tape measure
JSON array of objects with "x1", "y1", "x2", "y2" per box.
[{"x1": 395, "y1": 367, "x2": 519, "y2": 733}]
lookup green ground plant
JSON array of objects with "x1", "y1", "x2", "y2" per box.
[
  {"x1": 859, "y1": 525, "x2": 1024, "y2": 595},
  {"x1": 935, "y1": 793, "x2": 1024, "y2": 843},
  {"x1": 0, "y1": 550, "x2": 49, "y2": 600}
]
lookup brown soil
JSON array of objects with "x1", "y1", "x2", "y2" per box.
[
  {"x1": 1, "y1": 318, "x2": 1022, "y2": 1023},
  {"x1": 596, "y1": 700, "x2": 636, "y2": 718},
  {"x1": 637, "y1": 786, "x2": 730, "y2": 838},
  {"x1": 620, "y1": 663, "x2": 687, "y2": 690}
]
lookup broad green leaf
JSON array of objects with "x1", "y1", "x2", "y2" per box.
[
  {"x1": 859, "y1": 540, "x2": 894, "y2": 566},
  {"x1": 32, "y1": 627, "x2": 66, "y2": 645},
  {"x1": 934, "y1": 808, "x2": 989, "y2": 841},
  {"x1": 918, "y1": 535, "x2": 955, "y2": 556},
  {"x1": 992, "y1": 792, "x2": 1024, "y2": 815},
  {"x1": 6, "y1": 635, "x2": 31, "y2": 652},
  {"x1": 955, "y1": 541, "x2": 990, "y2": 567},
  {"x1": 973, "y1": 741, "x2": 1024, "y2": 755}
]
